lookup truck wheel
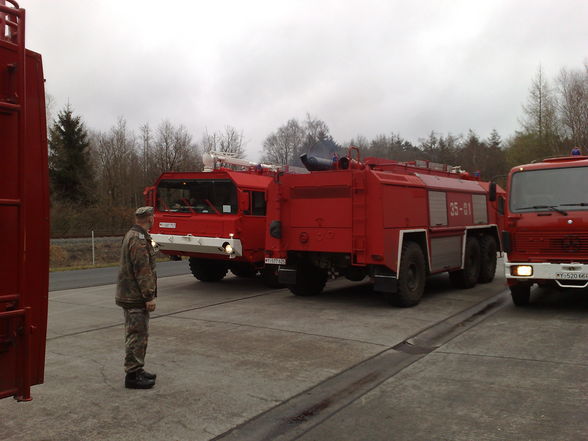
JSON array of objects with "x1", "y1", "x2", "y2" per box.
[
  {"x1": 510, "y1": 284, "x2": 531, "y2": 306},
  {"x1": 289, "y1": 262, "x2": 327, "y2": 297},
  {"x1": 230, "y1": 263, "x2": 257, "y2": 278},
  {"x1": 478, "y1": 235, "x2": 498, "y2": 284},
  {"x1": 390, "y1": 242, "x2": 426, "y2": 307},
  {"x1": 449, "y1": 236, "x2": 481, "y2": 289},
  {"x1": 189, "y1": 258, "x2": 228, "y2": 282},
  {"x1": 261, "y1": 265, "x2": 282, "y2": 288}
]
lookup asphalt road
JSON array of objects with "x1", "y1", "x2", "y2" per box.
[
  {"x1": 49, "y1": 260, "x2": 190, "y2": 291},
  {"x1": 3, "y1": 266, "x2": 587, "y2": 441}
]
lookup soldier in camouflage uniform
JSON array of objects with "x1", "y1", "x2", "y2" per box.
[{"x1": 116, "y1": 206, "x2": 158, "y2": 389}]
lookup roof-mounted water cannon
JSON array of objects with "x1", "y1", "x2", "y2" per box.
[
  {"x1": 299, "y1": 153, "x2": 336, "y2": 171},
  {"x1": 339, "y1": 146, "x2": 365, "y2": 170},
  {"x1": 300, "y1": 145, "x2": 367, "y2": 172}
]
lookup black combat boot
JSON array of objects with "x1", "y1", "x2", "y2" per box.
[
  {"x1": 125, "y1": 370, "x2": 155, "y2": 389},
  {"x1": 137, "y1": 368, "x2": 157, "y2": 380}
]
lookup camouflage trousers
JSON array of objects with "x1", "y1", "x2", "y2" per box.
[{"x1": 123, "y1": 307, "x2": 150, "y2": 373}]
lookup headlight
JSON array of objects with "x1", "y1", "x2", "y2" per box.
[
  {"x1": 511, "y1": 265, "x2": 533, "y2": 277},
  {"x1": 222, "y1": 242, "x2": 233, "y2": 254}
]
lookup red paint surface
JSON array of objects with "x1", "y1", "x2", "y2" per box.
[{"x1": 0, "y1": 3, "x2": 50, "y2": 401}]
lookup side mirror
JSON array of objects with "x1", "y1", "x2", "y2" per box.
[
  {"x1": 143, "y1": 186, "x2": 156, "y2": 207},
  {"x1": 489, "y1": 182, "x2": 497, "y2": 202}
]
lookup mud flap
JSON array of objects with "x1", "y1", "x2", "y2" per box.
[
  {"x1": 278, "y1": 266, "x2": 297, "y2": 285},
  {"x1": 372, "y1": 267, "x2": 398, "y2": 293}
]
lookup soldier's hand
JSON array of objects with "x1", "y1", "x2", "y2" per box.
[{"x1": 145, "y1": 299, "x2": 156, "y2": 312}]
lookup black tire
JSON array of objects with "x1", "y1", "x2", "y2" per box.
[
  {"x1": 188, "y1": 258, "x2": 228, "y2": 282},
  {"x1": 389, "y1": 242, "x2": 426, "y2": 307},
  {"x1": 289, "y1": 262, "x2": 327, "y2": 297},
  {"x1": 478, "y1": 235, "x2": 498, "y2": 284},
  {"x1": 510, "y1": 284, "x2": 531, "y2": 306},
  {"x1": 261, "y1": 265, "x2": 282, "y2": 288},
  {"x1": 230, "y1": 263, "x2": 257, "y2": 278},
  {"x1": 449, "y1": 236, "x2": 481, "y2": 289}
]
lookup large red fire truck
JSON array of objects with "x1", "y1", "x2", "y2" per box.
[
  {"x1": 146, "y1": 152, "x2": 305, "y2": 286},
  {"x1": 495, "y1": 155, "x2": 588, "y2": 305},
  {"x1": 265, "y1": 148, "x2": 504, "y2": 306},
  {"x1": 0, "y1": 1, "x2": 49, "y2": 401}
]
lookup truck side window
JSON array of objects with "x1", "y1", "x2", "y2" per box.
[{"x1": 251, "y1": 192, "x2": 266, "y2": 216}]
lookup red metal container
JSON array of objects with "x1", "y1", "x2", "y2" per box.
[
  {"x1": 266, "y1": 149, "x2": 504, "y2": 306},
  {"x1": 0, "y1": 1, "x2": 49, "y2": 401}
]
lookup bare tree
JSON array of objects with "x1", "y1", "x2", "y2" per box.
[
  {"x1": 92, "y1": 117, "x2": 139, "y2": 206},
  {"x1": 152, "y1": 120, "x2": 194, "y2": 173},
  {"x1": 521, "y1": 66, "x2": 562, "y2": 155},
  {"x1": 557, "y1": 66, "x2": 588, "y2": 148},
  {"x1": 45, "y1": 92, "x2": 56, "y2": 133},
  {"x1": 201, "y1": 126, "x2": 246, "y2": 158},
  {"x1": 261, "y1": 119, "x2": 305, "y2": 165},
  {"x1": 139, "y1": 123, "x2": 153, "y2": 182}
]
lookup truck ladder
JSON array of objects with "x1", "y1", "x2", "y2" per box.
[
  {"x1": 351, "y1": 172, "x2": 367, "y2": 264},
  {"x1": 0, "y1": 0, "x2": 32, "y2": 402}
]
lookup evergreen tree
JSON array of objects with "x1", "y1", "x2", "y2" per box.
[{"x1": 49, "y1": 104, "x2": 94, "y2": 205}]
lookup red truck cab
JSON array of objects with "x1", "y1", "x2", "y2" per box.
[
  {"x1": 146, "y1": 153, "x2": 305, "y2": 286},
  {"x1": 501, "y1": 156, "x2": 588, "y2": 305},
  {"x1": 1, "y1": 1, "x2": 49, "y2": 401}
]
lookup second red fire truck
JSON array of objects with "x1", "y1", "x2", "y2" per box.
[
  {"x1": 265, "y1": 148, "x2": 504, "y2": 306},
  {"x1": 496, "y1": 155, "x2": 588, "y2": 305}
]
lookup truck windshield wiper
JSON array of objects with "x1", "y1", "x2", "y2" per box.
[
  {"x1": 559, "y1": 202, "x2": 588, "y2": 207},
  {"x1": 516, "y1": 205, "x2": 568, "y2": 216}
]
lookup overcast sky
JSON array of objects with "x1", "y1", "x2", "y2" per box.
[{"x1": 24, "y1": 0, "x2": 588, "y2": 159}]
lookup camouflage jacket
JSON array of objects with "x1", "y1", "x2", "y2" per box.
[{"x1": 115, "y1": 225, "x2": 157, "y2": 308}]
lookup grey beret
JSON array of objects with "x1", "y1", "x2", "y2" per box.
[{"x1": 135, "y1": 206, "x2": 154, "y2": 216}]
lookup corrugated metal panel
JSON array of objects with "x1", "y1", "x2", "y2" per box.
[
  {"x1": 430, "y1": 236, "x2": 462, "y2": 271},
  {"x1": 472, "y1": 194, "x2": 488, "y2": 224},
  {"x1": 428, "y1": 191, "x2": 447, "y2": 226}
]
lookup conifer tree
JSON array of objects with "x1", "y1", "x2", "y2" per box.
[{"x1": 49, "y1": 104, "x2": 94, "y2": 205}]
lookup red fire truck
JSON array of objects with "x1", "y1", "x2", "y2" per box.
[
  {"x1": 0, "y1": 1, "x2": 49, "y2": 401},
  {"x1": 265, "y1": 148, "x2": 503, "y2": 307},
  {"x1": 145, "y1": 152, "x2": 305, "y2": 286},
  {"x1": 495, "y1": 155, "x2": 588, "y2": 305}
]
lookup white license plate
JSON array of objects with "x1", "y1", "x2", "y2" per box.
[
  {"x1": 555, "y1": 272, "x2": 588, "y2": 280},
  {"x1": 265, "y1": 258, "x2": 286, "y2": 265},
  {"x1": 159, "y1": 222, "x2": 176, "y2": 229}
]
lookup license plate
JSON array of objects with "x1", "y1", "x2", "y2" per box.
[
  {"x1": 555, "y1": 272, "x2": 588, "y2": 280},
  {"x1": 265, "y1": 258, "x2": 286, "y2": 265},
  {"x1": 159, "y1": 222, "x2": 176, "y2": 229}
]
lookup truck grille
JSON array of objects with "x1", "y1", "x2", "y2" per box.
[{"x1": 513, "y1": 232, "x2": 588, "y2": 258}]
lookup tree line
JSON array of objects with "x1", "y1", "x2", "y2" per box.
[{"x1": 48, "y1": 60, "x2": 587, "y2": 237}]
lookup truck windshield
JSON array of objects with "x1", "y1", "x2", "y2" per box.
[
  {"x1": 157, "y1": 179, "x2": 238, "y2": 214},
  {"x1": 510, "y1": 166, "x2": 588, "y2": 213}
]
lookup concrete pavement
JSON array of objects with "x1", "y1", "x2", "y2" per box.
[
  {"x1": 295, "y1": 287, "x2": 588, "y2": 441},
  {"x1": 2, "y1": 267, "x2": 587, "y2": 441}
]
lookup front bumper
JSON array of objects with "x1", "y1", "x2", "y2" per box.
[
  {"x1": 505, "y1": 255, "x2": 588, "y2": 288},
  {"x1": 151, "y1": 233, "x2": 243, "y2": 257}
]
